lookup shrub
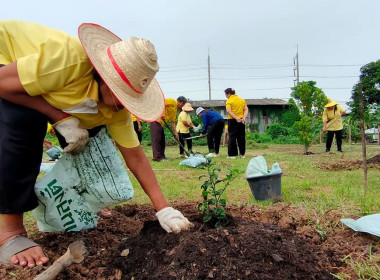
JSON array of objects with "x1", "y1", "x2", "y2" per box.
[
  {"x1": 197, "y1": 157, "x2": 240, "y2": 228},
  {"x1": 266, "y1": 123, "x2": 291, "y2": 139},
  {"x1": 246, "y1": 132, "x2": 272, "y2": 143},
  {"x1": 272, "y1": 135, "x2": 301, "y2": 144}
]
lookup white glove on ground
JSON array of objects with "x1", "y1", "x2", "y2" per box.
[
  {"x1": 53, "y1": 116, "x2": 89, "y2": 154},
  {"x1": 156, "y1": 207, "x2": 193, "y2": 233}
]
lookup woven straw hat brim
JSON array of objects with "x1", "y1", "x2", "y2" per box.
[
  {"x1": 182, "y1": 104, "x2": 194, "y2": 112},
  {"x1": 78, "y1": 23, "x2": 164, "y2": 122},
  {"x1": 324, "y1": 101, "x2": 337, "y2": 108}
]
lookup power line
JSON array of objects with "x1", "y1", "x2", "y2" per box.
[
  {"x1": 158, "y1": 74, "x2": 205, "y2": 80},
  {"x1": 159, "y1": 63, "x2": 205, "y2": 69},
  {"x1": 212, "y1": 65, "x2": 292, "y2": 70},
  {"x1": 159, "y1": 78, "x2": 208, "y2": 84},
  {"x1": 213, "y1": 76, "x2": 293, "y2": 80},
  {"x1": 301, "y1": 75, "x2": 358, "y2": 79},
  {"x1": 301, "y1": 64, "x2": 363, "y2": 67},
  {"x1": 159, "y1": 67, "x2": 207, "y2": 72},
  {"x1": 164, "y1": 86, "x2": 292, "y2": 94}
]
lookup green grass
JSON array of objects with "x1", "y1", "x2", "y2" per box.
[
  {"x1": 127, "y1": 143, "x2": 380, "y2": 217},
  {"x1": 332, "y1": 245, "x2": 380, "y2": 280},
  {"x1": 24, "y1": 142, "x2": 380, "y2": 278}
]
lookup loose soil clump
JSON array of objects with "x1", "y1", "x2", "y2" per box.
[
  {"x1": 0, "y1": 202, "x2": 378, "y2": 279},
  {"x1": 319, "y1": 154, "x2": 380, "y2": 171}
]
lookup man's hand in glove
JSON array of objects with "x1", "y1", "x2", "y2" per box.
[
  {"x1": 53, "y1": 116, "x2": 89, "y2": 154},
  {"x1": 156, "y1": 207, "x2": 193, "y2": 233}
]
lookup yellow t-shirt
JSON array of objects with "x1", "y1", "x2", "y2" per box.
[
  {"x1": 0, "y1": 20, "x2": 138, "y2": 148},
  {"x1": 226, "y1": 94, "x2": 246, "y2": 119},
  {"x1": 158, "y1": 98, "x2": 177, "y2": 127},
  {"x1": 322, "y1": 105, "x2": 345, "y2": 131},
  {"x1": 176, "y1": 111, "x2": 192, "y2": 133}
]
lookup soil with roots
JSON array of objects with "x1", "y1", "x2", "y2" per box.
[{"x1": 1, "y1": 202, "x2": 379, "y2": 280}]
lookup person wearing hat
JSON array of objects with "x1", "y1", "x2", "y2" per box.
[
  {"x1": 224, "y1": 88, "x2": 248, "y2": 159},
  {"x1": 150, "y1": 96, "x2": 187, "y2": 161},
  {"x1": 176, "y1": 103, "x2": 196, "y2": 157},
  {"x1": 322, "y1": 99, "x2": 346, "y2": 152},
  {"x1": 196, "y1": 107, "x2": 225, "y2": 157},
  {"x1": 0, "y1": 20, "x2": 192, "y2": 268}
]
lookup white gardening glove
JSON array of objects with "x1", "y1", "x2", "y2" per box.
[
  {"x1": 53, "y1": 116, "x2": 89, "y2": 154},
  {"x1": 156, "y1": 207, "x2": 193, "y2": 233},
  {"x1": 193, "y1": 124, "x2": 202, "y2": 133}
]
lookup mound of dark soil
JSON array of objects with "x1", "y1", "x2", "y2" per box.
[
  {"x1": 0, "y1": 202, "x2": 378, "y2": 280},
  {"x1": 113, "y1": 216, "x2": 336, "y2": 279}
]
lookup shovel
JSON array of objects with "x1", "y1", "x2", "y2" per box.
[
  {"x1": 34, "y1": 240, "x2": 87, "y2": 280},
  {"x1": 163, "y1": 121, "x2": 190, "y2": 157},
  {"x1": 185, "y1": 134, "x2": 207, "y2": 140},
  {"x1": 309, "y1": 116, "x2": 339, "y2": 148}
]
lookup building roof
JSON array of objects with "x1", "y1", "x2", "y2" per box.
[{"x1": 190, "y1": 98, "x2": 289, "y2": 107}]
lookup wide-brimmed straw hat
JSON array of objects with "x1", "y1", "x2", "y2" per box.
[
  {"x1": 324, "y1": 100, "x2": 337, "y2": 108},
  {"x1": 182, "y1": 103, "x2": 194, "y2": 112},
  {"x1": 78, "y1": 23, "x2": 164, "y2": 122}
]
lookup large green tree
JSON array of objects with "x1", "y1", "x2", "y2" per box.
[
  {"x1": 349, "y1": 60, "x2": 380, "y2": 114},
  {"x1": 291, "y1": 81, "x2": 329, "y2": 154},
  {"x1": 348, "y1": 60, "x2": 380, "y2": 144}
]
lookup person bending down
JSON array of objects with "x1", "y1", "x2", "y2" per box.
[
  {"x1": 196, "y1": 107, "x2": 225, "y2": 158},
  {"x1": 0, "y1": 20, "x2": 192, "y2": 268}
]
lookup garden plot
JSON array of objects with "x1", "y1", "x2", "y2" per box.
[{"x1": 1, "y1": 202, "x2": 378, "y2": 280}]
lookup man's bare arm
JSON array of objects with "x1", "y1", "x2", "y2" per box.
[{"x1": 0, "y1": 62, "x2": 65, "y2": 123}]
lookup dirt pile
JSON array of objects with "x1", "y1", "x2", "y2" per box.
[
  {"x1": 319, "y1": 154, "x2": 380, "y2": 171},
  {"x1": 0, "y1": 203, "x2": 378, "y2": 280}
]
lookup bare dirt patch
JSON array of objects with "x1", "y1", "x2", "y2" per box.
[
  {"x1": 319, "y1": 154, "x2": 380, "y2": 171},
  {"x1": 1, "y1": 202, "x2": 378, "y2": 280}
]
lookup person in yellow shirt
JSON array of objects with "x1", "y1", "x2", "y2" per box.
[
  {"x1": 150, "y1": 96, "x2": 187, "y2": 161},
  {"x1": 132, "y1": 114, "x2": 143, "y2": 144},
  {"x1": 322, "y1": 100, "x2": 346, "y2": 152},
  {"x1": 0, "y1": 20, "x2": 192, "y2": 268},
  {"x1": 225, "y1": 88, "x2": 248, "y2": 159},
  {"x1": 176, "y1": 103, "x2": 195, "y2": 157}
]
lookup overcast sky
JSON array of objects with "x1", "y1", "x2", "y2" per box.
[{"x1": 2, "y1": 0, "x2": 380, "y2": 109}]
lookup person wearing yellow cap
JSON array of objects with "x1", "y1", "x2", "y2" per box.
[
  {"x1": 0, "y1": 20, "x2": 192, "y2": 268},
  {"x1": 322, "y1": 99, "x2": 346, "y2": 152}
]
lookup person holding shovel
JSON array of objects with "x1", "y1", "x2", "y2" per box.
[
  {"x1": 176, "y1": 103, "x2": 196, "y2": 157},
  {"x1": 0, "y1": 20, "x2": 192, "y2": 268},
  {"x1": 150, "y1": 96, "x2": 187, "y2": 161},
  {"x1": 322, "y1": 99, "x2": 346, "y2": 152},
  {"x1": 196, "y1": 107, "x2": 225, "y2": 158}
]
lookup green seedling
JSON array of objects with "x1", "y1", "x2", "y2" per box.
[{"x1": 197, "y1": 157, "x2": 240, "y2": 228}]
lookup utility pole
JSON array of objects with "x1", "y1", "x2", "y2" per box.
[
  {"x1": 208, "y1": 48, "x2": 211, "y2": 100},
  {"x1": 293, "y1": 45, "x2": 299, "y2": 86}
]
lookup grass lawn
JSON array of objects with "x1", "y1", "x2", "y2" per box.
[{"x1": 126, "y1": 142, "x2": 380, "y2": 219}]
